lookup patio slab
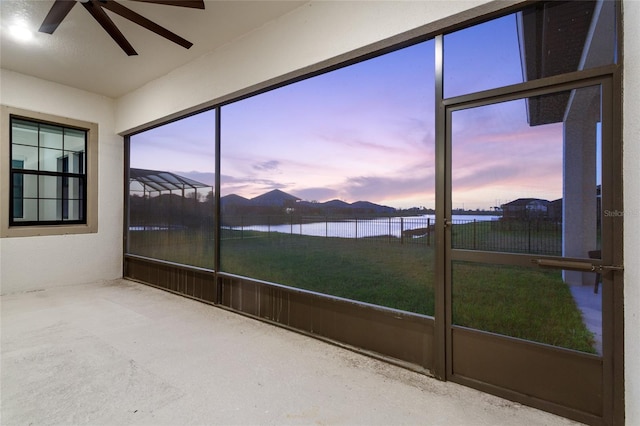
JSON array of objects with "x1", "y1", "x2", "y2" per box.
[
  {"x1": 1, "y1": 279, "x2": 581, "y2": 425},
  {"x1": 570, "y1": 284, "x2": 603, "y2": 354}
]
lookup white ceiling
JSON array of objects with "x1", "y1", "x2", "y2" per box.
[{"x1": 0, "y1": 0, "x2": 306, "y2": 98}]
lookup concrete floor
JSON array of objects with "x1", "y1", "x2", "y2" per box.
[
  {"x1": 569, "y1": 284, "x2": 603, "y2": 355},
  {"x1": 1, "y1": 279, "x2": 581, "y2": 426}
]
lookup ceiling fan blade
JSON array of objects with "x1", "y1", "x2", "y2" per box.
[
  {"x1": 39, "y1": 0, "x2": 76, "y2": 34},
  {"x1": 100, "y1": 1, "x2": 193, "y2": 49},
  {"x1": 129, "y1": 0, "x2": 205, "y2": 9},
  {"x1": 81, "y1": 1, "x2": 138, "y2": 56}
]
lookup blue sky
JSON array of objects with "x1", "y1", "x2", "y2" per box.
[
  {"x1": 130, "y1": 12, "x2": 598, "y2": 210},
  {"x1": 444, "y1": 14, "x2": 523, "y2": 97},
  {"x1": 220, "y1": 39, "x2": 434, "y2": 208},
  {"x1": 452, "y1": 100, "x2": 563, "y2": 209}
]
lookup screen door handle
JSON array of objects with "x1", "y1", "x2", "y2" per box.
[{"x1": 533, "y1": 259, "x2": 624, "y2": 273}]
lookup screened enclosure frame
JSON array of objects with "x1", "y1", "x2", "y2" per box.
[
  {"x1": 123, "y1": 1, "x2": 624, "y2": 424},
  {"x1": 440, "y1": 68, "x2": 621, "y2": 425},
  {"x1": 129, "y1": 168, "x2": 212, "y2": 195}
]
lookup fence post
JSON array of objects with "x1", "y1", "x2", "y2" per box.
[
  {"x1": 355, "y1": 217, "x2": 358, "y2": 240},
  {"x1": 427, "y1": 217, "x2": 431, "y2": 246},
  {"x1": 326, "y1": 216, "x2": 328, "y2": 238},
  {"x1": 267, "y1": 216, "x2": 270, "y2": 237},
  {"x1": 388, "y1": 217, "x2": 391, "y2": 244},
  {"x1": 473, "y1": 219, "x2": 477, "y2": 249},
  {"x1": 241, "y1": 215, "x2": 244, "y2": 240},
  {"x1": 400, "y1": 217, "x2": 404, "y2": 245}
]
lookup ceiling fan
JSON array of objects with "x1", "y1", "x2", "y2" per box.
[{"x1": 39, "y1": 0, "x2": 205, "y2": 56}]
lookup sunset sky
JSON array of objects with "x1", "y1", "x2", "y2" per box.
[{"x1": 130, "y1": 13, "x2": 586, "y2": 210}]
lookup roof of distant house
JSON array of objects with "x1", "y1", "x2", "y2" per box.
[{"x1": 502, "y1": 198, "x2": 549, "y2": 207}]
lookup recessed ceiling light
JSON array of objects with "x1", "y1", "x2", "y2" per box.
[{"x1": 9, "y1": 23, "x2": 33, "y2": 42}]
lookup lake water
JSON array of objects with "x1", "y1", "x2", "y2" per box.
[{"x1": 227, "y1": 214, "x2": 499, "y2": 239}]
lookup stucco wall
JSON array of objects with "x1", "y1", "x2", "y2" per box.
[
  {"x1": 115, "y1": 0, "x2": 488, "y2": 134},
  {"x1": 622, "y1": 1, "x2": 639, "y2": 423},
  {"x1": 0, "y1": 69, "x2": 122, "y2": 293}
]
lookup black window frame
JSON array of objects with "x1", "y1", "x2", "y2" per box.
[
  {"x1": 11, "y1": 159, "x2": 24, "y2": 219},
  {"x1": 9, "y1": 115, "x2": 88, "y2": 226}
]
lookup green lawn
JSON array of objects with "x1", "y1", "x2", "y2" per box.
[
  {"x1": 452, "y1": 262, "x2": 595, "y2": 353},
  {"x1": 128, "y1": 228, "x2": 216, "y2": 269},
  {"x1": 128, "y1": 228, "x2": 595, "y2": 353},
  {"x1": 221, "y1": 231, "x2": 435, "y2": 315},
  {"x1": 452, "y1": 219, "x2": 562, "y2": 255}
]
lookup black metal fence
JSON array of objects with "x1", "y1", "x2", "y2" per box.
[
  {"x1": 130, "y1": 211, "x2": 563, "y2": 255},
  {"x1": 222, "y1": 215, "x2": 563, "y2": 254},
  {"x1": 221, "y1": 215, "x2": 434, "y2": 245},
  {"x1": 451, "y1": 218, "x2": 562, "y2": 256}
]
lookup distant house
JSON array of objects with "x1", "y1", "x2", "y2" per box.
[
  {"x1": 548, "y1": 199, "x2": 563, "y2": 222},
  {"x1": 501, "y1": 198, "x2": 549, "y2": 220}
]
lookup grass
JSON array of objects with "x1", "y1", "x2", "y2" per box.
[
  {"x1": 221, "y1": 231, "x2": 435, "y2": 315},
  {"x1": 128, "y1": 228, "x2": 596, "y2": 353},
  {"x1": 128, "y1": 228, "x2": 216, "y2": 269},
  {"x1": 453, "y1": 262, "x2": 595, "y2": 353},
  {"x1": 452, "y1": 220, "x2": 562, "y2": 255}
]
